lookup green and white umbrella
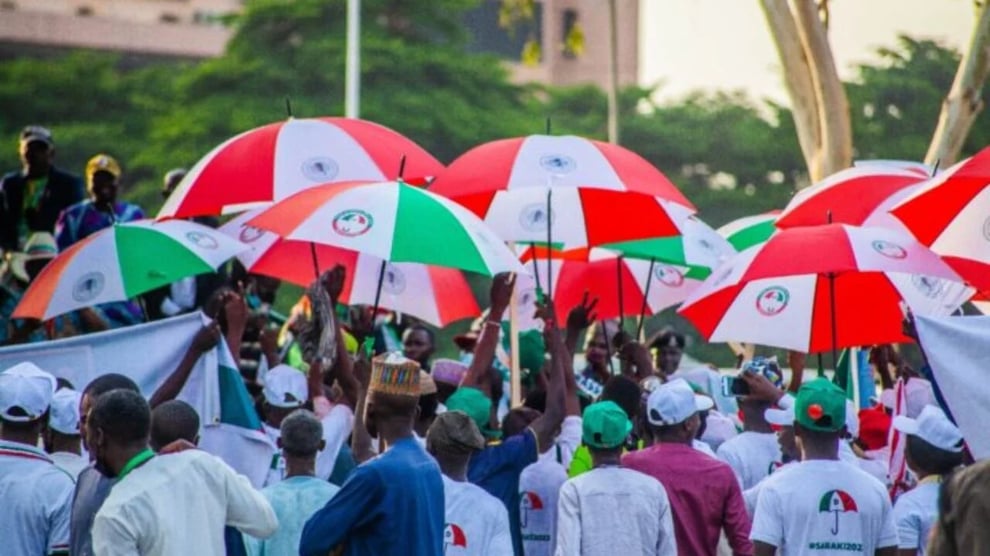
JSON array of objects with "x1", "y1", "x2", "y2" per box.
[
  {"x1": 14, "y1": 219, "x2": 247, "y2": 320},
  {"x1": 247, "y1": 180, "x2": 526, "y2": 277},
  {"x1": 717, "y1": 211, "x2": 780, "y2": 251}
]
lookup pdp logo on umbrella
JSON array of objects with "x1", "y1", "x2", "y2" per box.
[
  {"x1": 185, "y1": 231, "x2": 219, "y2": 250},
  {"x1": 72, "y1": 272, "x2": 105, "y2": 303},
  {"x1": 239, "y1": 225, "x2": 265, "y2": 244},
  {"x1": 382, "y1": 264, "x2": 407, "y2": 294},
  {"x1": 654, "y1": 265, "x2": 685, "y2": 287},
  {"x1": 982, "y1": 216, "x2": 990, "y2": 241},
  {"x1": 818, "y1": 490, "x2": 858, "y2": 535},
  {"x1": 443, "y1": 523, "x2": 467, "y2": 554},
  {"x1": 519, "y1": 491, "x2": 544, "y2": 527},
  {"x1": 519, "y1": 203, "x2": 554, "y2": 232},
  {"x1": 332, "y1": 209, "x2": 374, "y2": 237},
  {"x1": 871, "y1": 239, "x2": 907, "y2": 259},
  {"x1": 755, "y1": 286, "x2": 789, "y2": 316},
  {"x1": 539, "y1": 154, "x2": 577, "y2": 174},
  {"x1": 301, "y1": 157, "x2": 339, "y2": 182}
]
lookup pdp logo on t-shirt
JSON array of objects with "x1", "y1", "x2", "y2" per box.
[
  {"x1": 519, "y1": 491, "x2": 545, "y2": 527},
  {"x1": 818, "y1": 490, "x2": 859, "y2": 535},
  {"x1": 443, "y1": 523, "x2": 467, "y2": 554}
]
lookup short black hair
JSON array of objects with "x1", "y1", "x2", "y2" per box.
[
  {"x1": 795, "y1": 422, "x2": 843, "y2": 445},
  {"x1": 280, "y1": 410, "x2": 324, "y2": 458},
  {"x1": 906, "y1": 434, "x2": 964, "y2": 476},
  {"x1": 90, "y1": 390, "x2": 150, "y2": 446},
  {"x1": 602, "y1": 375, "x2": 641, "y2": 420},
  {"x1": 83, "y1": 373, "x2": 140, "y2": 398},
  {"x1": 649, "y1": 329, "x2": 685, "y2": 350},
  {"x1": 405, "y1": 324, "x2": 435, "y2": 346},
  {"x1": 418, "y1": 393, "x2": 439, "y2": 421},
  {"x1": 150, "y1": 400, "x2": 200, "y2": 451},
  {"x1": 502, "y1": 407, "x2": 541, "y2": 438}
]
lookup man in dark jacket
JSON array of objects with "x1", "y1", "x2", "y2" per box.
[{"x1": 0, "y1": 126, "x2": 84, "y2": 252}]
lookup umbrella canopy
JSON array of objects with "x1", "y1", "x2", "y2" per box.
[
  {"x1": 14, "y1": 220, "x2": 246, "y2": 320},
  {"x1": 603, "y1": 208, "x2": 735, "y2": 279},
  {"x1": 246, "y1": 180, "x2": 525, "y2": 277},
  {"x1": 776, "y1": 166, "x2": 926, "y2": 228},
  {"x1": 219, "y1": 211, "x2": 479, "y2": 327},
  {"x1": 158, "y1": 117, "x2": 443, "y2": 218},
  {"x1": 891, "y1": 146, "x2": 990, "y2": 293},
  {"x1": 678, "y1": 224, "x2": 972, "y2": 353},
  {"x1": 429, "y1": 134, "x2": 694, "y2": 212},
  {"x1": 516, "y1": 247, "x2": 701, "y2": 322},
  {"x1": 717, "y1": 212, "x2": 780, "y2": 251}
]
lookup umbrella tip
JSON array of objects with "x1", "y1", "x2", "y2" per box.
[
  {"x1": 285, "y1": 97, "x2": 293, "y2": 118},
  {"x1": 545, "y1": 116, "x2": 551, "y2": 135}
]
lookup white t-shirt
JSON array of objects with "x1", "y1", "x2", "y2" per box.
[
  {"x1": 743, "y1": 461, "x2": 796, "y2": 517},
  {"x1": 442, "y1": 475, "x2": 513, "y2": 556},
  {"x1": 839, "y1": 440, "x2": 890, "y2": 485},
  {"x1": 893, "y1": 480, "x2": 940, "y2": 555},
  {"x1": 51, "y1": 450, "x2": 89, "y2": 479},
  {"x1": 700, "y1": 410, "x2": 739, "y2": 452},
  {"x1": 751, "y1": 459, "x2": 898, "y2": 555},
  {"x1": 0, "y1": 440, "x2": 74, "y2": 555},
  {"x1": 263, "y1": 403, "x2": 355, "y2": 486},
  {"x1": 693, "y1": 439, "x2": 717, "y2": 458},
  {"x1": 555, "y1": 466, "x2": 677, "y2": 556},
  {"x1": 519, "y1": 415, "x2": 582, "y2": 556},
  {"x1": 717, "y1": 431, "x2": 782, "y2": 490},
  {"x1": 93, "y1": 450, "x2": 277, "y2": 556}
]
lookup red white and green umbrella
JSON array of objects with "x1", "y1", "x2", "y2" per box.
[
  {"x1": 891, "y1": 146, "x2": 990, "y2": 294},
  {"x1": 219, "y1": 211, "x2": 480, "y2": 327},
  {"x1": 678, "y1": 224, "x2": 972, "y2": 354},
  {"x1": 717, "y1": 212, "x2": 780, "y2": 251},
  {"x1": 429, "y1": 135, "x2": 693, "y2": 249},
  {"x1": 604, "y1": 207, "x2": 736, "y2": 279},
  {"x1": 157, "y1": 117, "x2": 443, "y2": 218},
  {"x1": 776, "y1": 166, "x2": 926, "y2": 228},
  {"x1": 246, "y1": 180, "x2": 525, "y2": 277},
  {"x1": 14, "y1": 220, "x2": 247, "y2": 320}
]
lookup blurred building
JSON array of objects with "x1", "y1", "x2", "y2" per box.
[{"x1": 0, "y1": 0, "x2": 638, "y2": 88}]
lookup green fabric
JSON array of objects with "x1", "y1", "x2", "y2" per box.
[
  {"x1": 391, "y1": 183, "x2": 490, "y2": 275},
  {"x1": 446, "y1": 387, "x2": 500, "y2": 439},
  {"x1": 603, "y1": 237, "x2": 712, "y2": 279},
  {"x1": 582, "y1": 401, "x2": 632, "y2": 449},
  {"x1": 218, "y1": 364, "x2": 262, "y2": 430},
  {"x1": 725, "y1": 219, "x2": 776, "y2": 251},
  {"x1": 794, "y1": 377, "x2": 847, "y2": 432},
  {"x1": 115, "y1": 225, "x2": 213, "y2": 297},
  {"x1": 832, "y1": 348, "x2": 854, "y2": 400},
  {"x1": 568, "y1": 438, "x2": 645, "y2": 478}
]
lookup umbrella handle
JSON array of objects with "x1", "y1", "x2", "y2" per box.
[
  {"x1": 637, "y1": 258, "x2": 655, "y2": 341},
  {"x1": 364, "y1": 259, "x2": 387, "y2": 359}
]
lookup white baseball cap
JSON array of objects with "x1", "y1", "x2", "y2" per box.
[
  {"x1": 646, "y1": 378, "x2": 714, "y2": 426},
  {"x1": 49, "y1": 388, "x2": 83, "y2": 435},
  {"x1": 893, "y1": 404, "x2": 964, "y2": 452},
  {"x1": 263, "y1": 365, "x2": 307, "y2": 408},
  {"x1": 0, "y1": 362, "x2": 57, "y2": 422},
  {"x1": 764, "y1": 405, "x2": 794, "y2": 427}
]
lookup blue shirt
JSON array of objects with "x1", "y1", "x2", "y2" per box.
[
  {"x1": 467, "y1": 429, "x2": 539, "y2": 555},
  {"x1": 246, "y1": 476, "x2": 339, "y2": 556},
  {"x1": 69, "y1": 466, "x2": 115, "y2": 556},
  {"x1": 300, "y1": 437, "x2": 444, "y2": 556}
]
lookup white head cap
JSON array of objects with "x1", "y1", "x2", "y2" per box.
[
  {"x1": 263, "y1": 365, "x2": 307, "y2": 409},
  {"x1": 893, "y1": 404, "x2": 964, "y2": 452},
  {"x1": 646, "y1": 378, "x2": 713, "y2": 426},
  {"x1": 49, "y1": 388, "x2": 83, "y2": 435},
  {"x1": 0, "y1": 362, "x2": 57, "y2": 422},
  {"x1": 764, "y1": 405, "x2": 795, "y2": 427}
]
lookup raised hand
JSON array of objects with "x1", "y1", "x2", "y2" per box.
[
  {"x1": 489, "y1": 272, "x2": 516, "y2": 317},
  {"x1": 566, "y1": 292, "x2": 598, "y2": 333}
]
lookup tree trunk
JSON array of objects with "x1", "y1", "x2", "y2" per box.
[
  {"x1": 760, "y1": 0, "x2": 852, "y2": 183},
  {"x1": 926, "y1": 2, "x2": 990, "y2": 167}
]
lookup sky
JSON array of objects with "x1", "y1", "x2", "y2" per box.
[{"x1": 638, "y1": 0, "x2": 974, "y2": 105}]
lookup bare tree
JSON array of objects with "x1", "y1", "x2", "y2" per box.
[{"x1": 926, "y1": 1, "x2": 990, "y2": 167}]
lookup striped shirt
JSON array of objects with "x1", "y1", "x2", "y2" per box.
[{"x1": 0, "y1": 439, "x2": 74, "y2": 555}]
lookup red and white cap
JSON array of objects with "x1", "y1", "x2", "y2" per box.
[
  {"x1": 0, "y1": 362, "x2": 57, "y2": 422},
  {"x1": 893, "y1": 404, "x2": 964, "y2": 452}
]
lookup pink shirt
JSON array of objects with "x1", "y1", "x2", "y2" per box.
[{"x1": 623, "y1": 442, "x2": 753, "y2": 556}]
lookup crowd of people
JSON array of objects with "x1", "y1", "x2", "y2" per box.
[{"x1": 2, "y1": 124, "x2": 990, "y2": 556}]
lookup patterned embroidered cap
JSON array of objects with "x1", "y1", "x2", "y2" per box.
[{"x1": 369, "y1": 352, "x2": 421, "y2": 397}]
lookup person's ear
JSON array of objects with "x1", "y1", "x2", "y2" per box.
[
  {"x1": 276, "y1": 437, "x2": 284, "y2": 450},
  {"x1": 319, "y1": 439, "x2": 326, "y2": 451},
  {"x1": 193, "y1": 435, "x2": 200, "y2": 447}
]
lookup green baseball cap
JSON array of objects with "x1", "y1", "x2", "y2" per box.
[
  {"x1": 794, "y1": 378, "x2": 847, "y2": 432},
  {"x1": 582, "y1": 401, "x2": 632, "y2": 449},
  {"x1": 445, "y1": 387, "x2": 501, "y2": 439}
]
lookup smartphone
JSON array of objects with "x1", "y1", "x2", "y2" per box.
[{"x1": 721, "y1": 375, "x2": 750, "y2": 397}]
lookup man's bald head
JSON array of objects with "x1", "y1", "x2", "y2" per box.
[{"x1": 150, "y1": 400, "x2": 200, "y2": 452}]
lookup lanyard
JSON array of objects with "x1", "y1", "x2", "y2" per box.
[{"x1": 118, "y1": 449, "x2": 155, "y2": 480}]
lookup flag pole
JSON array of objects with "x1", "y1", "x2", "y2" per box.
[
  {"x1": 508, "y1": 242, "x2": 522, "y2": 407},
  {"x1": 345, "y1": 0, "x2": 361, "y2": 118}
]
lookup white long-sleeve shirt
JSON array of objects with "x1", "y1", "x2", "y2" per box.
[
  {"x1": 555, "y1": 466, "x2": 677, "y2": 556},
  {"x1": 93, "y1": 450, "x2": 278, "y2": 556}
]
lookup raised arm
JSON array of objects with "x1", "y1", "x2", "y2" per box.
[
  {"x1": 149, "y1": 321, "x2": 220, "y2": 409},
  {"x1": 529, "y1": 302, "x2": 567, "y2": 453},
  {"x1": 460, "y1": 273, "x2": 514, "y2": 396},
  {"x1": 564, "y1": 293, "x2": 597, "y2": 356}
]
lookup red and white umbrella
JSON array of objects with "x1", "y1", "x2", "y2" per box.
[
  {"x1": 158, "y1": 117, "x2": 443, "y2": 218},
  {"x1": 776, "y1": 166, "x2": 927, "y2": 229},
  {"x1": 515, "y1": 247, "x2": 701, "y2": 323},
  {"x1": 891, "y1": 147, "x2": 990, "y2": 294},
  {"x1": 219, "y1": 211, "x2": 480, "y2": 327},
  {"x1": 429, "y1": 135, "x2": 693, "y2": 248},
  {"x1": 678, "y1": 224, "x2": 972, "y2": 353}
]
